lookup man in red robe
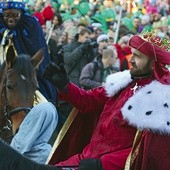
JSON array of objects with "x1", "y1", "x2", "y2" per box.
[
  {"x1": 0, "y1": 30, "x2": 170, "y2": 170},
  {"x1": 43, "y1": 30, "x2": 170, "y2": 169}
]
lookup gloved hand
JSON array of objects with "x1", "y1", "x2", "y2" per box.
[
  {"x1": 79, "y1": 158, "x2": 103, "y2": 170},
  {"x1": 43, "y1": 62, "x2": 69, "y2": 90}
]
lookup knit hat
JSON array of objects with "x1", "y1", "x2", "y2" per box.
[
  {"x1": 97, "y1": 34, "x2": 109, "y2": 44},
  {"x1": 0, "y1": 0, "x2": 26, "y2": 11},
  {"x1": 129, "y1": 30, "x2": 170, "y2": 84}
]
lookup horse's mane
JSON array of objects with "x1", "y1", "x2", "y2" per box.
[
  {"x1": 0, "y1": 139, "x2": 59, "y2": 170},
  {"x1": 10, "y1": 54, "x2": 38, "y2": 89}
]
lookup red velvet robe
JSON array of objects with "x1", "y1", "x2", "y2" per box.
[
  {"x1": 55, "y1": 77, "x2": 152, "y2": 169},
  {"x1": 130, "y1": 131, "x2": 170, "y2": 170}
]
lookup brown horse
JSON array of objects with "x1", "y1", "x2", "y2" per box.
[{"x1": 0, "y1": 47, "x2": 44, "y2": 143}]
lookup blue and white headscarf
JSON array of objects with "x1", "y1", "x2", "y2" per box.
[{"x1": 0, "y1": 0, "x2": 26, "y2": 11}]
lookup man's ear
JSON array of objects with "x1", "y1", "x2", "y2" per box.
[{"x1": 149, "y1": 59, "x2": 154, "y2": 70}]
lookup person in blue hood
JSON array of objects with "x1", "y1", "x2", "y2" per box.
[{"x1": 0, "y1": 0, "x2": 56, "y2": 104}]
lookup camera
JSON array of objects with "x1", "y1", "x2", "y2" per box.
[
  {"x1": 88, "y1": 41, "x2": 98, "y2": 48},
  {"x1": 85, "y1": 39, "x2": 98, "y2": 48}
]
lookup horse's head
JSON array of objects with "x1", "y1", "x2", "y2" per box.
[{"x1": 0, "y1": 47, "x2": 44, "y2": 137}]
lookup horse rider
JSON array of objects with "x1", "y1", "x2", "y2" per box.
[{"x1": 0, "y1": 0, "x2": 57, "y2": 105}]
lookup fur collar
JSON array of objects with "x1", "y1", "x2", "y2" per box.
[
  {"x1": 104, "y1": 71, "x2": 170, "y2": 135},
  {"x1": 105, "y1": 70, "x2": 132, "y2": 97}
]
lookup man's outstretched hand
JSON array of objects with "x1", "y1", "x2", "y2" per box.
[{"x1": 43, "y1": 62, "x2": 69, "y2": 90}]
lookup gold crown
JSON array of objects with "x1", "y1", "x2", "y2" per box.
[{"x1": 140, "y1": 30, "x2": 170, "y2": 51}]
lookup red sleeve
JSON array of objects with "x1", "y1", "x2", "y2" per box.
[
  {"x1": 58, "y1": 83, "x2": 109, "y2": 114},
  {"x1": 101, "y1": 148, "x2": 131, "y2": 170}
]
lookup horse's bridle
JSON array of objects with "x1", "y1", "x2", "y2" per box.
[
  {"x1": 7, "y1": 107, "x2": 31, "y2": 118},
  {"x1": 0, "y1": 72, "x2": 32, "y2": 134},
  {"x1": 1, "y1": 106, "x2": 31, "y2": 134}
]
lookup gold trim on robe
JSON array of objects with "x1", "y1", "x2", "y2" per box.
[
  {"x1": 45, "y1": 107, "x2": 79, "y2": 164},
  {"x1": 124, "y1": 130, "x2": 143, "y2": 170}
]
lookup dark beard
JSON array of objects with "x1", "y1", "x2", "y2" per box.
[{"x1": 131, "y1": 72, "x2": 153, "y2": 80}]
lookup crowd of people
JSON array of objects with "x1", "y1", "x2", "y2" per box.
[{"x1": 0, "y1": 0, "x2": 170, "y2": 169}]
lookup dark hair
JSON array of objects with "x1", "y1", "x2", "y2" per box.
[
  {"x1": 133, "y1": 17, "x2": 140, "y2": 20},
  {"x1": 75, "y1": 27, "x2": 91, "y2": 40},
  {"x1": 54, "y1": 12, "x2": 63, "y2": 26},
  {"x1": 87, "y1": 26, "x2": 94, "y2": 33},
  {"x1": 79, "y1": 27, "x2": 91, "y2": 35},
  {"x1": 77, "y1": 23, "x2": 87, "y2": 28}
]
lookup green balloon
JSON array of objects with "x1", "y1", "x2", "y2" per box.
[
  {"x1": 168, "y1": 16, "x2": 170, "y2": 25},
  {"x1": 91, "y1": 13, "x2": 105, "y2": 24},
  {"x1": 131, "y1": 11, "x2": 142, "y2": 19},
  {"x1": 61, "y1": 0, "x2": 73, "y2": 5},
  {"x1": 91, "y1": 13, "x2": 108, "y2": 32},
  {"x1": 78, "y1": 2, "x2": 90, "y2": 15},
  {"x1": 121, "y1": 17, "x2": 133, "y2": 30},
  {"x1": 101, "y1": 8, "x2": 116, "y2": 21},
  {"x1": 67, "y1": 0, "x2": 73, "y2": 5},
  {"x1": 51, "y1": 0, "x2": 58, "y2": 2},
  {"x1": 52, "y1": 2, "x2": 58, "y2": 8},
  {"x1": 142, "y1": 25, "x2": 153, "y2": 32},
  {"x1": 61, "y1": 12, "x2": 73, "y2": 21}
]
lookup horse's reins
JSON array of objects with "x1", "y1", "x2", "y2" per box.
[{"x1": 7, "y1": 107, "x2": 31, "y2": 118}]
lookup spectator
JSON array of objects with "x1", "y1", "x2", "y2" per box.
[
  {"x1": 10, "y1": 102, "x2": 58, "y2": 164},
  {"x1": 131, "y1": 17, "x2": 141, "y2": 34},
  {"x1": 94, "y1": 34, "x2": 109, "y2": 61},
  {"x1": 114, "y1": 35, "x2": 132, "y2": 71},
  {"x1": 138, "y1": 14, "x2": 152, "y2": 33},
  {"x1": 63, "y1": 27, "x2": 94, "y2": 86},
  {"x1": 49, "y1": 31, "x2": 68, "y2": 65},
  {"x1": 80, "y1": 47, "x2": 118, "y2": 90}
]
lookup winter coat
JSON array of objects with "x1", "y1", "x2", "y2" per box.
[
  {"x1": 63, "y1": 39, "x2": 94, "y2": 86},
  {"x1": 79, "y1": 59, "x2": 117, "y2": 90}
]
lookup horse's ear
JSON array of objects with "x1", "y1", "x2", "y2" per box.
[
  {"x1": 0, "y1": 63, "x2": 5, "y2": 82},
  {"x1": 31, "y1": 48, "x2": 44, "y2": 69},
  {"x1": 6, "y1": 45, "x2": 16, "y2": 68}
]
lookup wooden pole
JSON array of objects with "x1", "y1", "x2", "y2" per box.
[{"x1": 114, "y1": 0, "x2": 125, "y2": 44}]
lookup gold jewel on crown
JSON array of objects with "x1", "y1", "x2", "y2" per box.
[{"x1": 140, "y1": 30, "x2": 170, "y2": 51}]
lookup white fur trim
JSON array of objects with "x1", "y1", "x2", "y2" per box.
[
  {"x1": 121, "y1": 80, "x2": 170, "y2": 134},
  {"x1": 105, "y1": 70, "x2": 132, "y2": 97}
]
